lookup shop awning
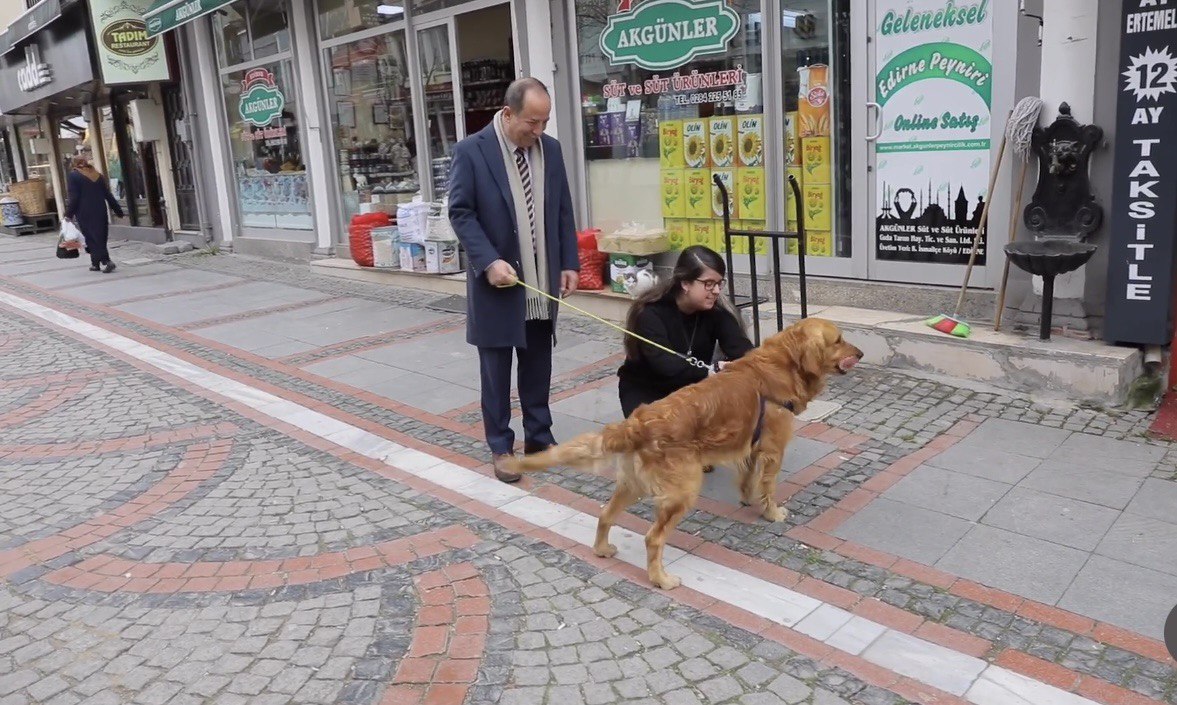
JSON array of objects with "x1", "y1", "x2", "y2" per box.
[
  {"x1": 0, "y1": 0, "x2": 68, "y2": 56},
  {"x1": 143, "y1": 0, "x2": 235, "y2": 38}
]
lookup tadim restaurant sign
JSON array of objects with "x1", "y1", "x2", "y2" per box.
[
  {"x1": 1104, "y1": 0, "x2": 1177, "y2": 345},
  {"x1": 88, "y1": 0, "x2": 170, "y2": 84}
]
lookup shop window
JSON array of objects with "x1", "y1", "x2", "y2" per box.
[
  {"x1": 317, "y1": 0, "x2": 403, "y2": 40},
  {"x1": 214, "y1": 2, "x2": 309, "y2": 231},
  {"x1": 220, "y1": 61, "x2": 312, "y2": 229},
  {"x1": 0, "y1": 131, "x2": 16, "y2": 191},
  {"x1": 416, "y1": 24, "x2": 456, "y2": 198},
  {"x1": 326, "y1": 31, "x2": 418, "y2": 222},
  {"x1": 96, "y1": 107, "x2": 132, "y2": 221},
  {"x1": 412, "y1": 0, "x2": 479, "y2": 17},
  {"x1": 780, "y1": 1, "x2": 851, "y2": 259},
  {"x1": 574, "y1": 0, "x2": 766, "y2": 248},
  {"x1": 15, "y1": 120, "x2": 56, "y2": 208},
  {"x1": 214, "y1": 0, "x2": 291, "y2": 67},
  {"x1": 249, "y1": 1, "x2": 292, "y2": 59},
  {"x1": 214, "y1": 2, "x2": 250, "y2": 67},
  {"x1": 455, "y1": 5, "x2": 515, "y2": 137}
]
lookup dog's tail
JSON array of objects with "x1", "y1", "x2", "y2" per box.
[{"x1": 503, "y1": 419, "x2": 647, "y2": 475}]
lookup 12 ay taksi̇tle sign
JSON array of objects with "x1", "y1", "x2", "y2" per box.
[
  {"x1": 600, "y1": 0, "x2": 740, "y2": 71},
  {"x1": 238, "y1": 68, "x2": 285, "y2": 128}
]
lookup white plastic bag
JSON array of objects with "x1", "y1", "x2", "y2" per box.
[{"x1": 61, "y1": 220, "x2": 82, "y2": 243}]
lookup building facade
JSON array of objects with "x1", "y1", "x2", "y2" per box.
[
  {"x1": 6, "y1": 0, "x2": 1173, "y2": 356},
  {"x1": 158, "y1": 0, "x2": 1032, "y2": 282},
  {"x1": 155, "y1": 0, "x2": 534, "y2": 259},
  {"x1": 0, "y1": 0, "x2": 202, "y2": 242}
]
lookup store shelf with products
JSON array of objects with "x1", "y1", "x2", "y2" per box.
[{"x1": 461, "y1": 58, "x2": 512, "y2": 134}]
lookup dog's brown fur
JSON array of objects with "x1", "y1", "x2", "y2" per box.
[{"x1": 505, "y1": 318, "x2": 864, "y2": 589}]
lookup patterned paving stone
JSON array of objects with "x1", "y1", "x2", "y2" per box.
[
  {"x1": 0, "y1": 448, "x2": 178, "y2": 551},
  {"x1": 112, "y1": 433, "x2": 454, "y2": 561}
]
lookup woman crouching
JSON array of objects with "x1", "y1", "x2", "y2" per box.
[{"x1": 617, "y1": 245, "x2": 753, "y2": 470}]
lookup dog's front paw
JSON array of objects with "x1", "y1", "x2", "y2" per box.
[
  {"x1": 651, "y1": 572, "x2": 681, "y2": 590},
  {"x1": 593, "y1": 543, "x2": 618, "y2": 558},
  {"x1": 762, "y1": 504, "x2": 788, "y2": 523}
]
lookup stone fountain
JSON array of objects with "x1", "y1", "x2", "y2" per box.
[{"x1": 1006, "y1": 102, "x2": 1104, "y2": 340}]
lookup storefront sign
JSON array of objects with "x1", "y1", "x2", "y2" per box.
[
  {"x1": 1104, "y1": 0, "x2": 1177, "y2": 346},
  {"x1": 602, "y1": 66, "x2": 746, "y2": 102},
  {"x1": 0, "y1": 0, "x2": 63, "y2": 58},
  {"x1": 89, "y1": 0, "x2": 170, "y2": 84},
  {"x1": 16, "y1": 45, "x2": 51, "y2": 92},
  {"x1": 873, "y1": 0, "x2": 993, "y2": 265},
  {"x1": 143, "y1": 0, "x2": 235, "y2": 38},
  {"x1": 0, "y1": 4, "x2": 94, "y2": 115},
  {"x1": 238, "y1": 68, "x2": 286, "y2": 128},
  {"x1": 600, "y1": 0, "x2": 740, "y2": 71}
]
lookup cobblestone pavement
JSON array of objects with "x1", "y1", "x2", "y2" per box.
[{"x1": 0, "y1": 235, "x2": 1173, "y2": 705}]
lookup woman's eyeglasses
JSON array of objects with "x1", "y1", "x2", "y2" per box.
[{"x1": 695, "y1": 278, "x2": 725, "y2": 292}]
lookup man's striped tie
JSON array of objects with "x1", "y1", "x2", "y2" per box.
[{"x1": 514, "y1": 147, "x2": 536, "y2": 253}]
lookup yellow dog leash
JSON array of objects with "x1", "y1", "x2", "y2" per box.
[{"x1": 496, "y1": 278, "x2": 710, "y2": 370}]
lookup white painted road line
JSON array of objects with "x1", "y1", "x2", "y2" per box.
[{"x1": 0, "y1": 288, "x2": 1107, "y2": 705}]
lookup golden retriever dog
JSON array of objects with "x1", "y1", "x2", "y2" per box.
[{"x1": 505, "y1": 317, "x2": 864, "y2": 589}]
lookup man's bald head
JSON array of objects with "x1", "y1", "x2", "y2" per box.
[{"x1": 502, "y1": 77, "x2": 551, "y2": 149}]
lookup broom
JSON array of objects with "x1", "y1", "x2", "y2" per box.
[
  {"x1": 994, "y1": 97, "x2": 1044, "y2": 331},
  {"x1": 926, "y1": 97, "x2": 1044, "y2": 337}
]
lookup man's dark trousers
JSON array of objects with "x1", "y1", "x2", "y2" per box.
[{"x1": 477, "y1": 319, "x2": 557, "y2": 456}]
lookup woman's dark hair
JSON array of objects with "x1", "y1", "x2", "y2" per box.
[{"x1": 622, "y1": 245, "x2": 729, "y2": 360}]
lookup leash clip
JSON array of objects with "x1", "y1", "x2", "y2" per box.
[{"x1": 686, "y1": 356, "x2": 709, "y2": 370}]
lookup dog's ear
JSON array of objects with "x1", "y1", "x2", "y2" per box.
[{"x1": 796, "y1": 331, "x2": 826, "y2": 377}]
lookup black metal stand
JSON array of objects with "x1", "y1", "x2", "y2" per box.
[
  {"x1": 714, "y1": 173, "x2": 808, "y2": 346},
  {"x1": 1039, "y1": 274, "x2": 1055, "y2": 341}
]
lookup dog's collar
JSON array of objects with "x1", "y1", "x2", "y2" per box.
[{"x1": 751, "y1": 394, "x2": 796, "y2": 446}]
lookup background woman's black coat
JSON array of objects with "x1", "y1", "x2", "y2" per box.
[{"x1": 65, "y1": 169, "x2": 124, "y2": 267}]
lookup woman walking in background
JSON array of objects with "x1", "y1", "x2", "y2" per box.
[
  {"x1": 65, "y1": 155, "x2": 124, "y2": 273},
  {"x1": 617, "y1": 245, "x2": 753, "y2": 470}
]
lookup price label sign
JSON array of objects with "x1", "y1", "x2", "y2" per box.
[{"x1": 1104, "y1": 1, "x2": 1177, "y2": 345}]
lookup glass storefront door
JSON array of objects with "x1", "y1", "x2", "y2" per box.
[
  {"x1": 454, "y1": 4, "x2": 515, "y2": 136},
  {"x1": 777, "y1": 0, "x2": 861, "y2": 278},
  {"x1": 325, "y1": 29, "x2": 418, "y2": 223},
  {"x1": 415, "y1": 20, "x2": 462, "y2": 199},
  {"x1": 866, "y1": 0, "x2": 997, "y2": 286}
]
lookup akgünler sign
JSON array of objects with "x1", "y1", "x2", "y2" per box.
[
  {"x1": 238, "y1": 68, "x2": 285, "y2": 128},
  {"x1": 600, "y1": 0, "x2": 740, "y2": 71},
  {"x1": 143, "y1": 0, "x2": 236, "y2": 38}
]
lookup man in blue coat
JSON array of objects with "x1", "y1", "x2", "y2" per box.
[{"x1": 448, "y1": 77, "x2": 580, "y2": 483}]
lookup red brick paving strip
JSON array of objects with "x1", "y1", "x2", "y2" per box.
[
  {"x1": 443, "y1": 353, "x2": 626, "y2": 421},
  {"x1": 43, "y1": 525, "x2": 481, "y2": 594},
  {"x1": 0, "y1": 439, "x2": 234, "y2": 580},
  {"x1": 104, "y1": 278, "x2": 253, "y2": 307},
  {"x1": 0, "y1": 422, "x2": 236, "y2": 461},
  {"x1": 0, "y1": 367, "x2": 116, "y2": 389},
  {"x1": 381, "y1": 563, "x2": 489, "y2": 705},
  {"x1": 175, "y1": 296, "x2": 336, "y2": 330},
  {"x1": 0, "y1": 384, "x2": 89, "y2": 429},
  {"x1": 277, "y1": 319, "x2": 465, "y2": 367}
]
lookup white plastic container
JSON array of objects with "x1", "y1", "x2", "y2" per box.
[
  {"x1": 424, "y1": 239, "x2": 460, "y2": 274},
  {"x1": 370, "y1": 226, "x2": 399, "y2": 269}
]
